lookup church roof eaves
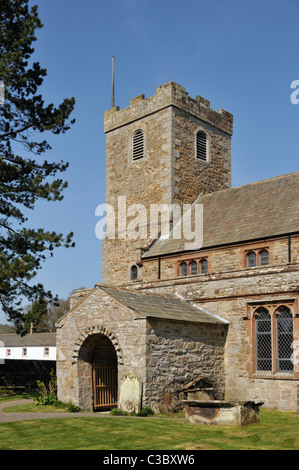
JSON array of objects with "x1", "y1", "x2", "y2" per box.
[{"x1": 142, "y1": 171, "x2": 299, "y2": 258}]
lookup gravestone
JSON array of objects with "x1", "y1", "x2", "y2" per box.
[{"x1": 119, "y1": 371, "x2": 142, "y2": 413}]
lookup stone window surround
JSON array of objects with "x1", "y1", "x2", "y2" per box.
[
  {"x1": 177, "y1": 257, "x2": 209, "y2": 277},
  {"x1": 127, "y1": 126, "x2": 147, "y2": 165},
  {"x1": 245, "y1": 299, "x2": 299, "y2": 380},
  {"x1": 128, "y1": 262, "x2": 143, "y2": 282},
  {"x1": 194, "y1": 126, "x2": 211, "y2": 164},
  {"x1": 242, "y1": 241, "x2": 274, "y2": 269}
]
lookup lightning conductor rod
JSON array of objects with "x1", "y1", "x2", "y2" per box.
[{"x1": 111, "y1": 56, "x2": 115, "y2": 108}]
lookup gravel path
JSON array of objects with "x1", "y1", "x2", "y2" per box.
[{"x1": 0, "y1": 399, "x2": 110, "y2": 423}]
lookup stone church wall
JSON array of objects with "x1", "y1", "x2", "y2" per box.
[
  {"x1": 132, "y1": 266, "x2": 299, "y2": 412},
  {"x1": 172, "y1": 106, "x2": 231, "y2": 204},
  {"x1": 144, "y1": 318, "x2": 226, "y2": 413},
  {"x1": 138, "y1": 235, "x2": 299, "y2": 283}
]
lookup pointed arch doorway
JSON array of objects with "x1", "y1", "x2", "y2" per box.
[{"x1": 78, "y1": 333, "x2": 118, "y2": 411}]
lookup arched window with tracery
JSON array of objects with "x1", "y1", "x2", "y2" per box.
[{"x1": 253, "y1": 304, "x2": 294, "y2": 374}]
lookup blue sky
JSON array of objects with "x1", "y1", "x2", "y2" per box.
[{"x1": 1, "y1": 0, "x2": 299, "y2": 323}]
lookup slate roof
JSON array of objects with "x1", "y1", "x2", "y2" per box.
[
  {"x1": 0, "y1": 333, "x2": 56, "y2": 347},
  {"x1": 143, "y1": 172, "x2": 299, "y2": 258},
  {"x1": 99, "y1": 285, "x2": 228, "y2": 325}
]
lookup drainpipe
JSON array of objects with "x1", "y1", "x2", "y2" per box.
[
  {"x1": 158, "y1": 256, "x2": 161, "y2": 279},
  {"x1": 288, "y1": 234, "x2": 292, "y2": 263}
]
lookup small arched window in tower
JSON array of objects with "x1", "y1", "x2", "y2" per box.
[
  {"x1": 260, "y1": 249, "x2": 269, "y2": 266},
  {"x1": 132, "y1": 129, "x2": 144, "y2": 160},
  {"x1": 180, "y1": 262, "x2": 188, "y2": 277},
  {"x1": 200, "y1": 259, "x2": 208, "y2": 274},
  {"x1": 131, "y1": 265, "x2": 138, "y2": 280},
  {"x1": 190, "y1": 260, "x2": 198, "y2": 275},
  {"x1": 196, "y1": 131, "x2": 207, "y2": 161},
  {"x1": 247, "y1": 251, "x2": 257, "y2": 267}
]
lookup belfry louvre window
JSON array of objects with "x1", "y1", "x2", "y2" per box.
[
  {"x1": 132, "y1": 130, "x2": 144, "y2": 160},
  {"x1": 196, "y1": 131, "x2": 207, "y2": 161}
]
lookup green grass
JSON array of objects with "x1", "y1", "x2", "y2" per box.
[
  {"x1": 3, "y1": 402, "x2": 68, "y2": 413},
  {"x1": 0, "y1": 394, "x2": 34, "y2": 403},
  {"x1": 0, "y1": 409, "x2": 298, "y2": 450}
]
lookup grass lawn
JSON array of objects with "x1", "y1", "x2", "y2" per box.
[
  {"x1": 0, "y1": 394, "x2": 33, "y2": 403},
  {"x1": 0, "y1": 408, "x2": 298, "y2": 450}
]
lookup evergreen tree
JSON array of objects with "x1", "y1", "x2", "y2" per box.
[
  {"x1": 22, "y1": 296, "x2": 48, "y2": 334},
  {"x1": 0, "y1": 0, "x2": 76, "y2": 328}
]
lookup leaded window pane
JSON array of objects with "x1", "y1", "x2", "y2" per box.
[
  {"x1": 260, "y1": 250, "x2": 269, "y2": 266},
  {"x1": 180, "y1": 262, "x2": 188, "y2": 276},
  {"x1": 256, "y1": 308, "x2": 272, "y2": 371},
  {"x1": 276, "y1": 306, "x2": 294, "y2": 372},
  {"x1": 248, "y1": 251, "x2": 257, "y2": 267},
  {"x1": 190, "y1": 261, "x2": 197, "y2": 275},
  {"x1": 200, "y1": 259, "x2": 208, "y2": 274}
]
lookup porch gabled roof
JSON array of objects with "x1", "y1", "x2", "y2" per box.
[{"x1": 99, "y1": 284, "x2": 228, "y2": 325}]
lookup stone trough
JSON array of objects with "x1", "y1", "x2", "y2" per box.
[{"x1": 184, "y1": 400, "x2": 263, "y2": 426}]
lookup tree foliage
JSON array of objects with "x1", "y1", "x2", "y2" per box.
[
  {"x1": 0, "y1": 0, "x2": 75, "y2": 327},
  {"x1": 21, "y1": 295, "x2": 47, "y2": 334},
  {"x1": 20, "y1": 296, "x2": 69, "y2": 334}
]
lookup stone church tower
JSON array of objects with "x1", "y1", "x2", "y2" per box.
[{"x1": 102, "y1": 82, "x2": 233, "y2": 285}]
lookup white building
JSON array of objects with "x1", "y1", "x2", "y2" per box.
[{"x1": 0, "y1": 331, "x2": 56, "y2": 362}]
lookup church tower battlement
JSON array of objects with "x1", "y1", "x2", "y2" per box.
[{"x1": 102, "y1": 82, "x2": 233, "y2": 285}]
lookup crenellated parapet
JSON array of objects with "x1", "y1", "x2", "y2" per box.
[{"x1": 104, "y1": 81, "x2": 233, "y2": 135}]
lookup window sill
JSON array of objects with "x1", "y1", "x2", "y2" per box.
[{"x1": 250, "y1": 371, "x2": 298, "y2": 380}]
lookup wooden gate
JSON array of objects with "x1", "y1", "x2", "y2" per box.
[{"x1": 92, "y1": 361, "x2": 117, "y2": 410}]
